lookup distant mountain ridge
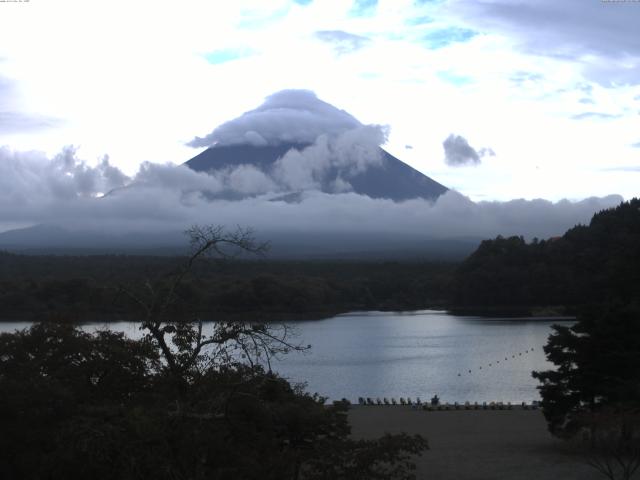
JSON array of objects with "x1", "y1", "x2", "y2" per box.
[
  {"x1": 185, "y1": 143, "x2": 448, "y2": 202},
  {"x1": 0, "y1": 224, "x2": 187, "y2": 254},
  {"x1": 0, "y1": 224, "x2": 479, "y2": 259}
]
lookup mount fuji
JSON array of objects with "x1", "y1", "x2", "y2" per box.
[{"x1": 185, "y1": 143, "x2": 448, "y2": 202}]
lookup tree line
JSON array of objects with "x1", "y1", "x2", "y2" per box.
[
  {"x1": 0, "y1": 253, "x2": 454, "y2": 321},
  {"x1": 480, "y1": 199, "x2": 640, "y2": 480},
  {"x1": 450, "y1": 198, "x2": 640, "y2": 313},
  {"x1": 2, "y1": 199, "x2": 639, "y2": 478}
]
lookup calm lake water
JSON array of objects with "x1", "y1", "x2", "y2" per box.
[{"x1": 0, "y1": 310, "x2": 570, "y2": 403}]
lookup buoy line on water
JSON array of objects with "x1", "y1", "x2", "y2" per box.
[{"x1": 455, "y1": 346, "x2": 538, "y2": 377}]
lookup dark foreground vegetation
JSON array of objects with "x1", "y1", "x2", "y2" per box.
[
  {"x1": 532, "y1": 303, "x2": 640, "y2": 480},
  {"x1": 0, "y1": 323, "x2": 427, "y2": 479},
  {"x1": 527, "y1": 200, "x2": 640, "y2": 480},
  {"x1": 0, "y1": 226, "x2": 427, "y2": 479},
  {"x1": 452, "y1": 197, "x2": 640, "y2": 479},
  {"x1": 1, "y1": 199, "x2": 639, "y2": 478}
]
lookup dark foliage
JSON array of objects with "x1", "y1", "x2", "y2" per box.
[
  {"x1": 0, "y1": 323, "x2": 159, "y2": 479},
  {"x1": 532, "y1": 303, "x2": 640, "y2": 437},
  {"x1": 0, "y1": 322, "x2": 427, "y2": 480},
  {"x1": 452, "y1": 198, "x2": 640, "y2": 311},
  {"x1": 0, "y1": 253, "x2": 453, "y2": 321},
  {"x1": 0, "y1": 225, "x2": 427, "y2": 479}
]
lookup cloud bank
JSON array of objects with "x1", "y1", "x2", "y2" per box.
[
  {"x1": 454, "y1": 0, "x2": 640, "y2": 85},
  {"x1": 0, "y1": 146, "x2": 622, "y2": 244},
  {"x1": 185, "y1": 89, "x2": 391, "y2": 196},
  {"x1": 0, "y1": 90, "x2": 625, "y2": 249}
]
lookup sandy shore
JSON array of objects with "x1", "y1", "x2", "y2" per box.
[{"x1": 348, "y1": 406, "x2": 602, "y2": 480}]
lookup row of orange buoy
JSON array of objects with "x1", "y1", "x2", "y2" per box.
[{"x1": 457, "y1": 347, "x2": 536, "y2": 376}]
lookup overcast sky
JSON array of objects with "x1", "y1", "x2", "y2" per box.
[{"x1": 0, "y1": 0, "x2": 638, "y2": 205}]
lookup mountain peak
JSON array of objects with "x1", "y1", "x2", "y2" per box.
[{"x1": 185, "y1": 142, "x2": 447, "y2": 202}]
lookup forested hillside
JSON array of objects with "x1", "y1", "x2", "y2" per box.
[
  {"x1": 452, "y1": 198, "x2": 640, "y2": 310},
  {"x1": 3, "y1": 199, "x2": 637, "y2": 321},
  {"x1": 0, "y1": 255, "x2": 453, "y2": 321}
]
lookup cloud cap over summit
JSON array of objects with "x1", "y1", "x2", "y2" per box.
[
  {"x1": 188, "y1": 90, "x2": 363, "y2": 148},
  {"x1": 184, "y1": 89, "x2": 447, "y2": 202}
]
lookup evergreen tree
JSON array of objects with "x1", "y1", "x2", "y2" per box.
[{"x1": 533, "y1": 302, "x2": 640, "y2": 437}]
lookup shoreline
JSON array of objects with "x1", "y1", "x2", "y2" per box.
[
  {"x1": 0, "y1": 307, "x2": 577, "y2": 323},
  {"x1": 350, "y1": 401, "x2": 541, "y2": 410},
  {"x1": 348, "y1": 406, "x2": 600, "y2": 480}
]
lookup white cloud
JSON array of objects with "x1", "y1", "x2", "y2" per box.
[
  {"x1": 270, "y1": 124, "x2": 386, "y2": 190},
  {"x1": 443, "y1": 134, "x2": 479, "y2": 167},
  {"x1": 226, "y1": 164, "x2": 277, "y2": 194},
  {"x1": 133, "y1": 161, "x2": 224, "y2": 194},
  {"x1": 449, "y1": 0, "x2": 640, "y2": 85},
  {"x1": 189, "y1": 90, "x2": 363, "y2": 147},
  {"x1": 0, "y1": 146, "x2": 623, "y2": 244},
  {"x1": 314, "y1": 30, "x2": 371, "y2": 54},
  {"x1": 0, "y1": 146, "x2": 129, "y2": 204},
  {"x1": 442, "y1": 134, "x2": 495, "y2": 167},
  {"x1": 0, "y1": 0, "x2": 638, "y2": 203}
]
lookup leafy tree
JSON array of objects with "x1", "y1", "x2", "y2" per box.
[
  {"x1": 0, "y1": 322, "x2": 159, "y2": 479},
  {"x1": 0, "y1": 225, "x2": 428, "y2": 479}
]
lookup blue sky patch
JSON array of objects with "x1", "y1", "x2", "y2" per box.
[
  {"x1": 437, "y1": 71, "x2": 473, "y2": 86},
  {"x1": 423, "y1": 27, "x2": 477, "y2": 49},
  {"x1": 204, "y1": 49, "x2": 251, "y2": 65},
  {"x1": 405, "y1": 15, "x2": 433, "y2": 26},
  {"x1": 238, "y1": 7, "x2": 290, "y2": 29},
  {"x1": 350, "y1": 0, "x2": 378, "y2": 17},
  {"x1": 293, "y1": 0, "x2": 313, "y2": 5}
]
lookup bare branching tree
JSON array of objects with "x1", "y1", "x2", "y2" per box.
[
  {"x1": 577, "y1": 406, "x2": 640, "y2": 480},
  {"x1": 118, "y1": 225, "x2": 308, "y2": 386},
  {"x1": 2, "y1": 224, "x2": 429, "y2": 479}
]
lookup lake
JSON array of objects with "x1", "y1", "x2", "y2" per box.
[{"x1": 0, "y1": 310, "x2": 570, "y2": 403}]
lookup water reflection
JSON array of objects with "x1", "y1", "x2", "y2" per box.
[
  {"x1": 274, "y1": 311, "x2": 568, "y2": 403},
  {"x1": 0, "y1": 311, "x2": 571, "y2": 403}
]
